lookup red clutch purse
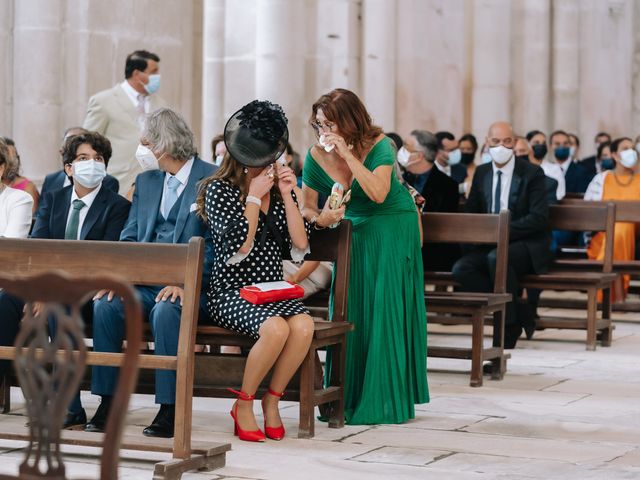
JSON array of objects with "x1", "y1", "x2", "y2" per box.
[{"x1": 240, "y1": 281, "x2": 305, "y2": 305}]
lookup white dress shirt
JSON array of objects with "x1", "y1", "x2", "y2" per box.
[
  {"x1": 435, "y1": 161, "x2": 452, "y2": 177},
  {"x1": 120, "y1": 80, "x2": 149, "y2": 113},
  {"x1": 541, "y1": 159, "x2": 566, "y2": 200},
  {"x1": 491, "y1": 157, "x2": 516, "y2": 213},
  {"x1": 0, "y1": 186, "x2": 33, "y2": 238},
  {"x1": 584, "y1": 171, "x2": 609, "y2": 201},
  {"x1": 558, "y1": 158, "x2": 571, "y2": 176},
  {"x1": 160, "y1": 157, "x2": 194, "y2": 216},
  {"x1": 65, "y1": 184, "x2": 102, "y2": 239}
]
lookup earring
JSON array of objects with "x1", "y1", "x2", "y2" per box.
[{"x1": 243, "y1": 167, "x2": 248, "y2": 174}]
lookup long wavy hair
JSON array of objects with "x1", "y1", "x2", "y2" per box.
[{"x1": 309, "y1": 88, "x2": 383, "y2": 159}]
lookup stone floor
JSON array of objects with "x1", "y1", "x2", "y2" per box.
[{"x1": 0, "y1": 301, "x2": 639, "y2": 479}]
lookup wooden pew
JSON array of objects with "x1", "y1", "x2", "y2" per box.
[
  {"x1": 519, "y1": 203, "x2": 618, "y2": 350},
  {"x1": 422, "y1": 210, "x2": 512, "y2": 387},
  {"x1": 0, "y1": 237, "x2": 230, "y2": 479}
]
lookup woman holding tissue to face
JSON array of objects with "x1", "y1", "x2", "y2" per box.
[
  {"x1": 302, "y1": 88, "x2": 429, "y2": 425},
  {"x1": 197, "y1": 100, "x2": 313, "y2": 442}
]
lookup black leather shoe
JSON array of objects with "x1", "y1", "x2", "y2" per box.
[
  {"x1": 63, "y1": 409, "x2": 87, "y2": 429},
  {"x1": 482, "y1": 363, "x2": 493, "y2": 375},
  {"x1": 85, "y1": 397, "x2": 112, "y2": 433},
  {"x1": 143, "y1": 405, "x2": 175, "y2": 438}
]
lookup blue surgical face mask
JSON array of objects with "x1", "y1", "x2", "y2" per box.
[
  {"x1": 554, "y1": 146, "x2": 571, "y2": 162},
  {"x1": 600, "y1": 157, "x2": 615, "y2": 170},
  {"x1": 447, "y1": 148, "x2": 462, "y2": 166},
  {"x1": 144, "y1": 74, "x2": 161, "y2": 95},
  {"x1": 481, "y1": 152, "x2": 493, "y2": 164}
]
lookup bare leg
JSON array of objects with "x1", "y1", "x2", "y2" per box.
[
  {"x1": 234, "y1": 316, "x2": 289, "y2": 431},
  {"x1": 263, "y1": 314, "x2": 314, "y2": 428}
]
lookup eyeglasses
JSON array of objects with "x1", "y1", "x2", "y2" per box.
[
  {"x1": 74, "y1": 155, "x2": 105, "y2": 163},
  {"x1": 487, "y1": 137, "x2": 515, "y2": 148},
  {"x1": 312, "y1": 121, "x2": 336, "y2": 132}
]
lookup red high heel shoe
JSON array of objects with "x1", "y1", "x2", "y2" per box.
[
  {"x1": 262, "y1": 388, "x2": 285, "y2": 440},
  {"x1": 228, "y1": 388, "x2": 265, "y2": 442}
]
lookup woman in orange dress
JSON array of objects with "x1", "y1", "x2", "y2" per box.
[{"x1": 585, "y1": 136, "x2": 640, "y2": 302}]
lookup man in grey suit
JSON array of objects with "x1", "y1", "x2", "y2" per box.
[
  {"x1": 83, "y1": 50, "x2": 167, "y2": 195},
  {"x1": 88, "y1": 109, "x2": 216, "y2": 438}
]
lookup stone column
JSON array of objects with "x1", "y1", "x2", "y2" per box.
[
  {"x1": 578, "y1": 0, "x2": 633, "y2": 147},
  {"x1": 201, "y1": 0, "x2": 226, "y2": 162},
  {"x1": 471, "y1": 0, "x2": 512, "y2": 138},
  {"x1": 12, "y1": 0, "x2": 64, "y2": 185},
  {"x1": 0, "y1": 0, "x2": 13, "y2": 137},
  {"x1": 511, "y1": 0, "x2": 551, "y2": 136},
  {"x1": 255, "y1": 0, "x2": 307, "y2": 153},
  {"x1": 361, "y1": 0, "x2": 397, "y2": 131},
  {"x1": 632, "y1": 0, "x2": 640, "y2": 138},
  {"x1": 551, "y1": 0, "x2": 580, "y2": 134}
]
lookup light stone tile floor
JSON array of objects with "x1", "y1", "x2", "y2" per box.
[{"x1": 0, "y1": 301, "x2": 639, "y2": 479}]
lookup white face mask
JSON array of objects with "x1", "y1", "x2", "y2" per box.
[
  {"x1": 447, "y1": 148, "x2": 462, "y2": 166},
  {"x1": 72, "y1": 159, "x2": 106, "y2": 189},
  {"x1": 136, "y1": 144, "x2": 159, "y2": 171},
  {"x1": 619, "y1": 148, "x2": 638, "y2": 169},
  {"x1": 214, "y1": 155, "x2": 224, "y2": 167},
  {"x1": 397, "y1": 147, "x2": 412, "y2": 167},
  {"x1": 489, "y1": 145, "x2": 513, "y2": 165}
]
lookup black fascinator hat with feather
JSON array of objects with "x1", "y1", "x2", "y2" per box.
[{"x1": 224, "y1": 100, "x2": 289, "y2": 167}]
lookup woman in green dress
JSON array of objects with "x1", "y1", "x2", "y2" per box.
[{"x1": 302, "y1": 88, "x2": 429, "y2": 424}]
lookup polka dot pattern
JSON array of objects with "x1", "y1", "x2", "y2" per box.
[{"x1": 204, "y1": 180, "x2": 310, "y2": 339}]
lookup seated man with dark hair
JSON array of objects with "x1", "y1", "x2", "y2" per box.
[
  {"x1": 37, "y1": 126, "x2": 119, "y2": 219},
  {"x1": 0, "y1": 131, "x2": 131, "y2": 428},
  {"x1": 434, "y1": 131, "x2": 468, "y2": 185}
]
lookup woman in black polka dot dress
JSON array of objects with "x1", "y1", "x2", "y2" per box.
[{"x1": 196, "y1": 100, "x2": 314, "y2": 443}]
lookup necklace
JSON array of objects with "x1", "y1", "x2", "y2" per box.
[{"x1": 612, "y1": 171, "x2": 634, "y2": 187}]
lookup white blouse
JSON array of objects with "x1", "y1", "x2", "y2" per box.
[
  {"x1": 584, "y1": 171, "x2": 609, "y2": 201},
  {"x1": 0, "y1": 186, "x2": 33, "y2": 238}
]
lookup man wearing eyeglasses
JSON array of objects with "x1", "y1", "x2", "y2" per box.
[{"x1": 451, "y1": 121, "x2": 551, "y2": 349}]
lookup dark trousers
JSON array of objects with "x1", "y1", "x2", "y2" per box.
[
  {"x1": 91, "y1": 286, "x2": 210, "y2": 405},
  {"x1": 452, "y1": 242, "x2": 534, "y2": 339},
  {"x1": 0, "y1": 292, "x2": 23, "y2": 378}
]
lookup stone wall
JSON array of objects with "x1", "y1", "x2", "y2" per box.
[{"x1": 2, "y1": 0, "x2": 640, "y2": 184}]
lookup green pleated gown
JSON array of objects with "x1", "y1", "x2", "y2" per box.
[{"x1": 303, "y1": 137, "x2": 429, "y2": 425}]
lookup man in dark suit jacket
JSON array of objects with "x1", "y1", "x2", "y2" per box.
[
  {"x1": 452, "y1": 122, "x2": 551, "y2": 349},
  {"x1": 0, "y1": 131, "x2": 130, "y2": 427},
  {"x1": 580, "y1": 131, "x2": 611, "y2": 178},
  {"x1": 37, "y1": 126, "x2": 120, "y2": 220},
  {"x1": 549, "y1": 130, "x2": 594, "y2": 194},
  {"x1": 89, "y1": 108, "x2": 216, "y2": 439},
  {"x1": 434, "y1": 131, "x2": 468, "y2": 185},
  {"x1": 401, "y1": 129, "x2": 460, "y2": 271}
]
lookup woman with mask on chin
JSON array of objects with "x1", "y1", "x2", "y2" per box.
[
  {"x1": 585, "y1": 136, "x2": 640, "y2": 302},
  {"x1": 302, "y1": 88, "x2": 428, "y2": 425}
]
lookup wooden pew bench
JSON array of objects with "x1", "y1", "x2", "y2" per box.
[
  {"x1": 519, "y1": 203, "x2": 618, "y2": 350},
  {"x1": 0, "y1": 237, "x2": 230, "y2": 479},
  {"x1": 0, "y1": 222, "x2": 353, "y2": 443},
  {"x1": 422, "y1": 211, "x2": 512, "y2": 387}
]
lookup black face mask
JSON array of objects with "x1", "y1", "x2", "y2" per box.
[
  {"x1": 460, "y1": 152, "x2": 475, "y2": 165},
  {"x1": 532, "y1": 144, "x2": 547, "y2": 160},
  {"x1": 515, "y1": 154, "x2": 529, "y2": 163}
]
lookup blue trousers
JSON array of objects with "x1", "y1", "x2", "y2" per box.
[{"x1": 91, "y1": 286, "x2": 208, "y2": 405}]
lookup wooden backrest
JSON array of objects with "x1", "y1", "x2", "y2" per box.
[
  {"x1": 305, "y1": 220, "x2": 352, "y2": 322},
  {"x1": 549, "y1": 203, "x2": 615, "y2": 272},
  {"x1": 0, "y1": 236, "x2": 204, "y2": 459},
  {"x1": 560, "y1": 198, "x2": 640, "y2": 223},
  {"x1": 421, "y1": 210, "x2": 510, "y2": 294},
  {"x1": 0, "y1": 272, "x2": 142, "y2": 480}
]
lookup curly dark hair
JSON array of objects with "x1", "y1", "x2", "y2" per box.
[{"x1": 62, "y1": 132, "x2": 112, "y2": 167}]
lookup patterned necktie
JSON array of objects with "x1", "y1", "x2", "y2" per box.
[
  {"x1": 65, "y1": 199, "x2": 86, "y2": 240},
  {"x1": 163, "y1": 176, "x2": 181, "y2": 218},
  {"x1": 493, "y1": 170, "x2": 502, "y2": 214}
]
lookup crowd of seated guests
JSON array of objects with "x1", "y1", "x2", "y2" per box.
[{"x1": 1, "y1": 110, "x2": 639, "y2": 433}]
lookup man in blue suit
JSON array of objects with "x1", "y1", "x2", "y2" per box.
[
  {"x1": 0, "y1": 131, "x2": 130, "y2": 428},
  {"x1": 37, "y1": 127, "x2": 120, "y2": 220},
  {"x1": 89, "y1": 108, "x2": 216, "y2": 438}
]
